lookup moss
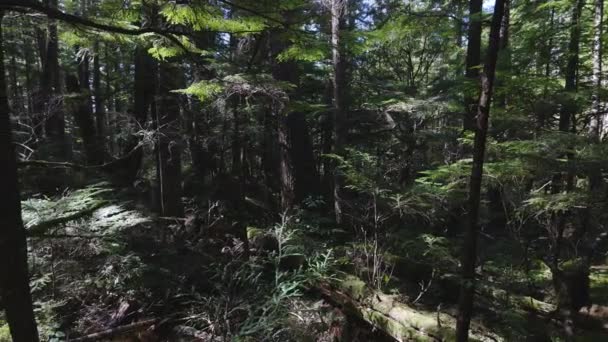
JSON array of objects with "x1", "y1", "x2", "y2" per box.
[
  {"x1": 560, "y1": 258, "x2": 586, "y2": 274},
  {"x1": 590, "y1": 266, "x2": 608, "y2": 304},
  {"x1": 338, "y1": 275, "x2": 368, "y2": 300},
  {"x1": 247, "y1": 226, "x2": 264, "y2": 239},
  {"x1": 0, "y1": 323, "x2": 11, "y2": 342},
  {"x1": 364, "y1": 310, "x2": 427, "y2": 341},
  {"x1": 528, "y1": 259, "x2": 552, "y2": 284}
]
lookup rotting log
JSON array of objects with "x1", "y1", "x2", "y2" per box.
[{"x1": 313, "y1": 275, "x2": 502, "y2": 342}]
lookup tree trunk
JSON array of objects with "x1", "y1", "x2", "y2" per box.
[
  {"x1": 463, "y1": 0, "x2": 482, "y2": 131},
  {"x1": 269, "y1": 17, "x2": 298, "y2": 211},
  {"x1": 455, "y1": 1, "x2": 507, "y2": 340},
  {"x1": 42, "y1": 0, "x2": 68, "y2": 160},
  {"x1": 66, "y1": 74, "x2": 103, "y2": 165},
  {"x1": 0, "y1": 11, "x2": 40, "y2": 341},
  {"x1": 119, "y1": 46, "x2": 156, "y2": 184},
  {"x1": 288, "y1": 111, "x2": 320, "y2": 203},
  {"x1": 590, "y1": 0, "x2": 604, "y2": 138},
  {"x1": 560, "y1": 0, "x2": 585, "y2": 133},
  {"x1": 93, "y1": 40, "x2": 105, "y2": 149},
  {"x1": 331, "y1": 0, "x2": 348, "y2": 224},
  {"x1": 589, "y1": 0, "x2": 605, "y2": 191},
  {"x1": 488, "y1": 0, "x2": 510, "y2": 232},
  {"x1": 157, "y1": 61, "x2": 184, "y2": 217}
]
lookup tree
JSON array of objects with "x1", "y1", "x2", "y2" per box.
[
  {"x1": 0, "y1": 10, "x2": 40, "y2": 341},
  {"x1": 156, "y1": 60, "x2": 185, "y2": 218},
  {"x1": 589, "y1": 0, "x2": 604, "y2": 141},
  {"x1": 463, "y1": 0, "x2": 482, "y2": 131},
  {"x1": 456, "y1": 0, "x2": 507, "y2": 340},
  {"x1": 330, "y1": 0, "x2": 348, "y2": 224},
  {"x1": 41, "y1": 0, "x2": 68, "y2": 160}
]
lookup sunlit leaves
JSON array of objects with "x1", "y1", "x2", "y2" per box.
[
  {"x1": 160, "y1": 3, "x2": 266, "y2": 33},
  {"x1": 172, "y1": 80, "x2": 223, "y2": 103}
]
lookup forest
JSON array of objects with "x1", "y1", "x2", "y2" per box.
[{"x1": 0, "y1": 0, "x2": 608, "y2": 341}]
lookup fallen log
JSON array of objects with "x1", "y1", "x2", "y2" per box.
[
  {"x1": 313, "y1": 275, "x2": 502, "y2": 342},
  {"x1": 69, "y1": 318, "x2": 158, "y2": 341}
]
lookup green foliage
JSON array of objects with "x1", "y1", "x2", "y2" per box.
[
  {"x1": 22, "y1": 183, "x2": 149, "y2": 236},
  {"x1": 160, "y1": 4, "x2": 265, "y2": 33},
  {"x1": 173, "y1": 80, "x2": 224, "y2": 102},
  {"x1": 147, "y1": 35, "x2": 206, "y2": 60},
  {"x1": 277, "y1": 41, "x2": 327, "y2": 62},
  {"x1": 22, "y1": 184, "x2": 111, "y2": 234},
  {"x1": 523, "y1": 191, "x2": 588, "y2": 217}
]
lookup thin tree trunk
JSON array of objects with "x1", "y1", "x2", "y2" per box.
[
  {"x1": 589, "y1": 0, "x2": 605, "y2": 191},
  {"x1": 0, "y1": 11, "x2": 40, "y2": 341},
  {"x1": 9, "y1": 56, "x2": 22, "y2": 113},
  {"x1": 590, "y1": 0, "x2": 604, "y2": 141},
  {"x1": 488, "y1": 0, "x2": 510, "y2": 232},
  {"x1": 455, "y1": 1, "x2": 507, "y2": 340},
  {"x1": 463, "y1": 0, "x2": 482, "y2": 131},
  {"x1": 331, "y1": 0, "x2": 348, "y2": 224},
  {"x1": 93, "y1": 40, "x2": 105, "y2": 148}
]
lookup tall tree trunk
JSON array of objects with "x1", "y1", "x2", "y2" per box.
[
  {"x1": 463, "y1": 0, "x2": 483, "y2": 131},
  {"x1": 93, "y1": 40, "x2": 105, "y2": 149},
  {"x1": 42, "y1": 0, "x2": 68, "y2": 160},
  {"x1": 9, "y1": 56, "x2": 22, "y2": 113},
  {"x1": 187, "y1": 32, "x2": 216, "y2": 186},
  {"x1": 0, "y1": 11, "x2": 40, "y2": 341},
  {"x1": 288, "y1": 111, "x2": 320, "y2": 203},
  {"x1": 455, "y1": 1, "x2": 506, "y2": 340},
  {"x1": 270, "y1": 18, "x2": 297, "y2": 211},
  {"x1": 66, "y1": 73, "x2": 103, "y2": 165},
  {"x1": 120, "y1": 46, "x2": 155, "y2": 183},
  {"x1": 488, "y1": 0, "x2": 511, "y2": 232},
  {"x1": 331, "y1": 0, "x2": 348, "y2": 224},
  {"x1": 104, "y1": 43, "x2": 115, "y2": 154},
  {"x1": 551, "y1": 2, "x2": 589, "y2": 337},
  {"x1": 589, "y1": 0, "x2": 605, "y2": 190},
  {"x1": 157, "y1": 61, "x2": 184, "y2": 217},
  {"x1": 78, "y1": 49, "x2": 92, "y2": 115},
  {"x1": 561, "y1": 0, "x2": 584, "y2": 133},
  {"x1": 113, "y1": 52, "x2": 123, "y2": 112},
  {"x1": 590, "y1": 0, "x2": 604, "y2": 141}
]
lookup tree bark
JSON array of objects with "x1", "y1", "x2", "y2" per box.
[
  {"x1": 589, "y1": 0, "x2": 605, "y2": 191},
  {"x1": 42, "y1": 0, "x2": 68, "y2": 160},
  {"x1": 560, "y1": 0, "x2": 585, "y2": 133},
  {"x1": 455, "y1": 1, "x2": 506, "y2": 340},
  {"x1": 269, "y1": 16, "x2": 298, "y2": 211},
  {"x1": 331, "y1": 0, "x2": 348, "y2": 224},
  {"x1": 463, "y1": 0, "x2": 482, "y2": 131},
  {"x1": 93, "y1": 40, "x2": 105, "y2": 147},
  {"x1": 120, "y1": 46, "x2": 156, "y2": 183},
  {"x1": 157, "y1": 61, "x2": 184, "y2": 217},
  {"x1": 66, "y1": 74, "x2": 103, "y2": 165},
  {"x1": 590, "y1": 0, "x2": 604, "y2": 140},
  {"x1": 0, "y1": 11, "x2": 40, "y2": 341}
]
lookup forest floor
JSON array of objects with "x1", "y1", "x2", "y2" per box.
[{"x1": 1, "y1": 182, "x2": 608, "y2": 341}]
